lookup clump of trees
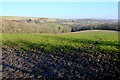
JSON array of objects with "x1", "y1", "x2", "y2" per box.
[
  {"x1": 2, "y1": 20, "x2": 71, "y2": 34},
  {"x1": 71, "y1": 23, "x2": 119, "y2": 32}
]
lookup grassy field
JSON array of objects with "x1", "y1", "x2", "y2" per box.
[
  {"x1": 2, "y1": 30, "x2": 120, "y2": 53},
  {"x1": 2, "y1": 30, "x2": 120, "y2": 79}
]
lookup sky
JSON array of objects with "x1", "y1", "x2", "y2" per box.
[
  {"x1": 0, "y1": 0, "x2": 119, "y2": 2},
  {"x1": 1, "y1": 2, "x2": 118, "y2": 19}
]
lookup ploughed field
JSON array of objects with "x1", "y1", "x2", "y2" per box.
[{"x1": 2, "y1": 30, "x2": 120, "y2": 79}]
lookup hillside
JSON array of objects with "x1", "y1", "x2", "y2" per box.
[
  {"x1": 1, "y1": 16, "x2": 117, "y2": 24},
  {"x1": 1, "y1": 16, "x2": 119, "y2": 34},
  {"x1": 2, "y1": 16, "x2": 119, "y2": 79},
  {"x1": 2, "y1": 31, "x2": 120, "y2": 79}
]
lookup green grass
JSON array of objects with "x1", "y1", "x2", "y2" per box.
[{"x1": 2, "y1": 30, "x2": 120, "y2": 54}]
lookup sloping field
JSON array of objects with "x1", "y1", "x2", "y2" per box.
[{"x1": 2, "y1": 30, "x2": 120, "y2": 79}]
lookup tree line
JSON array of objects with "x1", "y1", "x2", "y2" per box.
[
  {"x1": 71, "y1": 23, "x2": 119, "y2": 32},
  {"x1": 2, "y1": 19, "x2": 119, "y2": 34}
]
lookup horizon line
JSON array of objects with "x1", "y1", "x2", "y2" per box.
[{"x1": 1, "y1": 15, "x2": 118, "y2": 20}]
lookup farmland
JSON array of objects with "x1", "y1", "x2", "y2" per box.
[{"x1": 2, "y1": 30, "x2": 120, "y2": 79}]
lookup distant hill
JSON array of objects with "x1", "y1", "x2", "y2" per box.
[
  {"x1": 1, "y1": 16, "x2": 117, "y2": 24},
  {"x1": 1, "y1": 16, "x2": 118, "y2": 34}
]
